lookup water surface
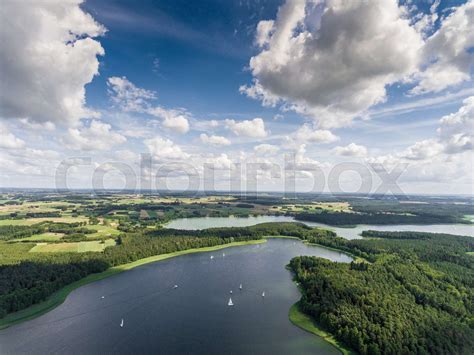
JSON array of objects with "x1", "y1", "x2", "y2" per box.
[
  {"x1": 0, "y1": 239, "x2": 351, "y2": 355},
  {"x1": 166, "y1": 216, "x2": 474, "y2": 239},
  {"x1": 302, "y1": 221, "x2": 474, "y2": 239},
  {"x1": 165, "y1": 215, "x2": 296, "y2": 230}
]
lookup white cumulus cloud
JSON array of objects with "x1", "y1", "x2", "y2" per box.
[
  {"x1": 0, "y1": 124, "x2": 25, "y2": 149},
  {"x1": 0, "y1": 0, "x2": 106, "y2": 125},
  {"x1": 333, "y1": 143, "x2": 368, "y2": 157},
  {"x1": 410, "y1": 1, "x2": 474, "y2": 95},
  {"x1": 107, "y1": 76, "x2": 190, "y2": 134},
  {"x1": 242, "y1": 0, "x2": 423, "y2": 128},
  {"x1": 65, "y1": 120, "x2": 126, "y2": 151},
  {"x1": 200, "y1": 134, "x2": 231, "y2": 146},
  {"x1": 254, "y1": 144, "x2": 280, "y2": 155},
  {"x1": 144, "y1": 137, "x2": 190, "y2": 161},
  {"x1": 225, "y1": 118, "x2": 267, "y2": 138},
  {"x1": 107, "y1": 76, "x2": 156, "y2": 112},
  {"x1": 242, "y1": 0, "x2": 473, "y2": 128},
  {"x1": 294, "y1": 125, "x2": 339, "y2": 144}
]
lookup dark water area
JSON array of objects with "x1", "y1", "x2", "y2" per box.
[{"x1": 0, "y1": 239, "x2": 351, "y2": 354}]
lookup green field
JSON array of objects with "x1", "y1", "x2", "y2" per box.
[
  {"x1": 289, "y1": 302, "x2": 354, "y2": 355},
  {"x1": 84, "y1": 225, "x2": 120, "y2": 238},
  {"x1": 0, "y1": 216, "x2": 88, "y2": 226},
  {"x1": 0, "y1": 201, "x2": 75, "y2": 216},
  {"x1": 29, "y1": 239, "x2": 116, "y2": 253},
  {"x1": 16, "y1": 232, "x2": 64, "y2": 242},
  {"x1": 463, "y1": 215, "x2": 474, "y2": 222}
]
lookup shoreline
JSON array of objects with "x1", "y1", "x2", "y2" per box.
[
  {"x1": 1, "y1": 235, "x2": 358, "y2": 354},
  {"x1": 0, "y1": 239, "x2": 266, "y2": 330},
  {"x1": 289, "y1": 302, "x2": 355, "y2": 355}
]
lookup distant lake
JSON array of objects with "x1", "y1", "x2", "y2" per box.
[
  {"x1": 0, "y1": 239, "x2": 351, "y2": 354},
  {"x1": 165, "y1": 215, "x2": 296, "y2": 230},
  {"x1": 165, "y1": 216, "x2": 474, "y2": 239}
]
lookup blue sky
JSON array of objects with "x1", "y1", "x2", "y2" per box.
[
  {"x1": 83, "y1": 0, "x2": 293, "y2": 121},
  {"x1": 0, "y1": 0, "x2": 473, "y2": 194}
]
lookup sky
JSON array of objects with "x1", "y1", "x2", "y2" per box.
[{"x1": 0, "y1": 0, "x2": 473, "y2": 195}]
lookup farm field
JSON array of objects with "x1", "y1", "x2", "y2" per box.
[
  {"x1": 29, "y1": 239, "x2": 116, "y2": 253},
  {"x1": 0, "y1": 201, "x2": 75, "y2": 216},
  {"x1": 0, "y1": 216, "x2": 88, "y2": 226},
  {"x1": 16, "y1": 233, "x2": 64, "y2": 242}
]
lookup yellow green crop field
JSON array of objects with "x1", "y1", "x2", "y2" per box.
[
  {"x1": 84, "y1": 225, "x2": 121, "y2": 238},
  {"x1": 29, "y1": 239, "x2": 116, "y2": 253},
  {"x1": 0, "y1": 216, "x2": 88, "y2": 226},
  {"x1": 16, "y1": 233, "x2": 64, "y2": 242}
]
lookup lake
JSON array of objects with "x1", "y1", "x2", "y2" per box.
[
  {"x1": 0, "y1": 239, "x2": 351, "y2": 355},
  {"x1": 165, "y1": 216, "x2": 474, "y2": 239}
]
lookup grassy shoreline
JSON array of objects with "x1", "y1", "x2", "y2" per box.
[
  {"x1": 289, "y1": 302, "x2": 355, "y2": 355},
  {"x1": 0, "y1": 239, "x2": 266, "y2": 330}
]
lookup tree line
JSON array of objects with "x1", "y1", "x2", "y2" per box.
[{"x1": 289, "y1": 230, "x2": 474, "y2": 354}]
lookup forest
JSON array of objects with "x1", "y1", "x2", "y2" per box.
[
  {"x1": 294, "y1": 210, "x2": 467, "y2": 226},
  {"x1": 290, "y1": 230, "x2": 474, "y2": 354}
]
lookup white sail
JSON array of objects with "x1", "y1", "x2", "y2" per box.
[
  {"x1": 239, "y1": 284, "x2": 242, "y2": 290},
  {"x1": 230, "y1": 290, "x2": 233, "y2": 294},
  {"x1": 120, "y1": 319, "x2": 124, "y2": 327},
  {"x1": 262, "y1": 291, "x2": 265, "y2": 297},
  {"x1": 210, "y1": 255, "x2": 214, "y2": 259},
  {"x1": 228, "y1": 298, "x2": 234, "y2": 306},
  {"x1": 173, "y1": 284, "x2": 178, "y2": 289}
]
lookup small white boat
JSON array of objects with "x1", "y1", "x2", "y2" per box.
[
  {"x1": 173, "y1": 285, "x2": 178, "y2": 289},
  {"x1": 222, "y1": 253, "x2": 225, "y2": 257},
  {"x1": 239, "y1": 284, "x2": 242, "y2": 290},
  {"x1": 210, "y1": 255, "x2": 214, "y2": 259},
  {"x1": 228, "y1": 298, "x2": 234, "y2": 306},
  {"x1": 262, "y1": 291, "x2": 265, "y2": 297},
  {"x1": 230, "y1": 290, "x2": 233, "y2": 294},
  {"x1": 101, "y1": 296, "x2": 105, "y2": 299},
  {"x1": 120, "y1": 319, "x2": 124, "y2": 328}
]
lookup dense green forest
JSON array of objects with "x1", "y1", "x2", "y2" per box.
[
  {"x1": 294, "y1": 210, "x2": 467, "y2": 226},
  {"x1": 0, "y1": 222, "x2": 93, "y2": 242},
  {"x1": 290, "y1": 230, "x2": 474, "y2": 354}
]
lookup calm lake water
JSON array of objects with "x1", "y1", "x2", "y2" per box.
[
  {"x1": 165, "y1": 216, "x2": 474, "y2": 239},
  {"x1": 0, "y1": 239, "x2": 351, "y2": 355}
]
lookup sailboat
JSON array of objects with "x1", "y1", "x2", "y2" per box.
[
  {"x1": 120, "y1": 318, "x2": 124, "y2": 328},
  {"x1": 228, "y1": 298, "x2": 234, "y2": 306},
  {"x1": 173, "y1": 284, "x2": 178, "y2": 289},
  {"x1": 230, "y1": 290, "x2": 233, "y2": 294},
  {"x1": 262, "y1": 291, "x2": 265, "y2": 297},
  {"x1": 101, "y1": 296, "x2": 105, "y2": 299},
  {"x1": 239, "y1": 284, "x2": 242, "y2": 290},
  {"x1": 222, "y1": 253, "x2": 225, "y2": 257},
  {"x1": 210, "y1": 255, "x2": 214, "y2": 260}
]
